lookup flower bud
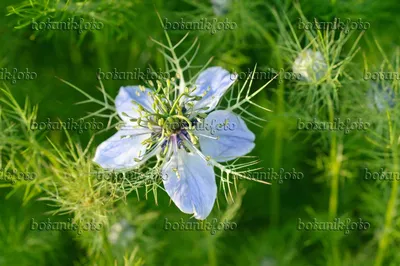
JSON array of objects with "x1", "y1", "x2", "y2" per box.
[{"x1": 292, "y1": 49, "x2": 327, "y2": 82}]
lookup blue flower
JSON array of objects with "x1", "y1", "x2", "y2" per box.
[
  {"x1": 211, "y1": 0, "x2": 231, "y2": 16},
  {"x1": 93, "y1": 67, "x2": 256, "y2": 219},
  {"x1": 108, "y1": 219, "x2": 135, "y2": 248},
  {"x1": 367, "y1": 82, "x2": 396, "y2": 112}
]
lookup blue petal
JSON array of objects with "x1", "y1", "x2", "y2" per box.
[
  {"x1": 190, "y1": 67, "x2": 237, "y2": 113},
  {"x1": 93, "y1": 128, "x2": 151, "y2": 170},
  {"x1": 196, "y1": 110, "x2": 255, "y2": 162},
  {"x1": 162, "y1": 149, "x2": 216, "y2": 220},
  {"x1": 115, "y1": 86, "x2": 155, "y2": 122}
]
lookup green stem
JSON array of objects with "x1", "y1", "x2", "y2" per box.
[
  {"x1": 327, "y1": 96, "x2": 339, "y2": 220},
  {"x1": 328, "y1": 138, "x2": 339, "y2": 220},
  {"x1": 205, "y1": 226, "x2": 217, "y2": 266},
  {"x1": 250, "y1": 17, "x2": 284, "y2": 227},
  {"x1": 374, "y1": 113, "x2": 398, "y2": 266},
  {"x1": 207, "y1": 244, "x2": 217, "y2": 266},
  {"x1": 327, "y1": 96, "x2": 340, "y2": 266},
  {"x1": 271, "y1": 70, "x2": 284, "y2": 227}
]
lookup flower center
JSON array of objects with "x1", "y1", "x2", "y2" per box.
[{"x1": 163, "y1": 117, "x2": 188, "y2": 135}]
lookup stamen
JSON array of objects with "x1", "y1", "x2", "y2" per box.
[
  {"x1": 169, "y1": 92, "x2": 189, "y2": 115},
  {"x1": 170, "y1": 115, "x2": 192, "y2": 129},
  {"x1": 118, "y1": 129, "x2": 154, "y2": 139},
  {"x1": 201, "y1": 86, "x2": 211, "y2": 97},
  {"x1": 195, "y1": 133, "x2": 219, "y2": 140},
  {"x1": 162, "y1": 141, "x2": 170, "y2": 156},
  {"x1": 169, "y1": 134, "x2": 181, "y2": 179},
  {"x1": 150, "y1": 92, "x2": 168, "y2": 113},
  {"x1": 133, "y1": 137, "x2": 165, "y2": 165},
  {"x1": 186, "y1": 131, "x2": 198, "y2": 144},
  {"x1": 139, "y1": 85, "x2": 146, "y2": 92},
  {"x1": 181, "y1": 135, "x2": 211, "y2": 164}
]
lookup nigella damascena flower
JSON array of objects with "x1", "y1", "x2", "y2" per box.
[
  {"x1": 211, "y1": 0, "x2": 231, "y2": 16},
  {"x1": 367, "y1": 82, "x2": 396, "y2": 112},
  {"x1": 260, "y1": 257, "x2": 277, "y2": 266},
  {"x1": 108, "y1": 219, "x2": 135, "y2": 248},
  {"x1": 93, "y1": 67, "x2": 255, "y2": 219},
  {"x1": 292, "y1": 49, "x2": 327, "y2": 82}
]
